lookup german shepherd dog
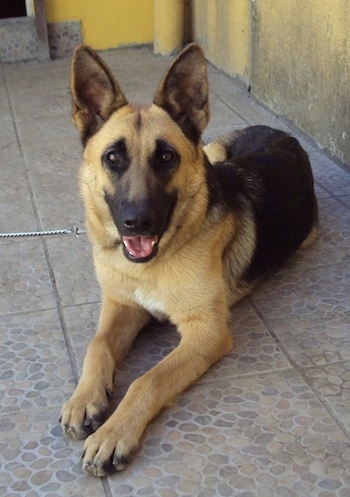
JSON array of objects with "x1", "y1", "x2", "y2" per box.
[{"x1": 60, "y1": 43, "x2": 318, "y2": 476}]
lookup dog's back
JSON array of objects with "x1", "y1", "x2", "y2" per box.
[{"x1": 204, "y1": 125, "x2": 318, "y2": 301}]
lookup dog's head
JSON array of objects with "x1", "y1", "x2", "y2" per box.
[{"x1": 71, "y1": 43, "x2": 209, "y2": 263}]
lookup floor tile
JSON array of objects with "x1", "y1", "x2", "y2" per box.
[
  {"x1": 304, "y1": 361, "x2": 350, "y2": 437},
  {"x1": 60, "y1": 303, "x2": 100, "y2": 379},
  {"x1": 264, "y1": 315, "x2": 350, "y2": 368},
  {"x1": 0, "y1": 160, "x2": 38, "y2": 239},
  {"x1": 0, "y1": 240, "x2": 56, "y2": 315},
  {"x1": 0, "y1": 309, "x2": 74, "y2": 414},
  {"x1": 46, "y1": 235, "x2": 100, "y2": 307},
  {"x1": 29, "y1": 156, "x2": 84, "y2": 231},
  {"x1": 251, "y1": 263, "x2": 350, "y2": 323},
  {"x1": 309, "y1": 151, "x2": 350, "y2": 196},
  {"x1": 204, "y1": 95, "x2": 247, "y2": 142},
  {"x1": 0, "y1": 407, "x2": 104, "y2": 497},
  {"x1": 16, "y1": 114, "x2": 81, "y2": 164},
  {"x1": 106, "y1": 370, "x2": 350, "y2": 497},
  {"x1": 338, "y1": 195, "x2": 350, "y2": 208},
  {"x1": 3, "y1": 57, "x2": 71, "y2": 92},
  {"x1": 283, "y1": 196, "x2": 350, "y2": 270}
]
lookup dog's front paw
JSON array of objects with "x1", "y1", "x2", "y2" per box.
[
  {"x1": 81, "y1": 423, "x2": 140, "y2": 476},
  {"x1": 60, "y1": 385, "x2": 112, "y2": 440}
]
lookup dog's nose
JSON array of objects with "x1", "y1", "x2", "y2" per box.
[{"x1": 122, "y1": 206, "x2": 155, "y2": 233}]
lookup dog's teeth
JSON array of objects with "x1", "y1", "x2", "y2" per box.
[{"x1": 151, "y1": 240, "x2": 156, "y2": 247}]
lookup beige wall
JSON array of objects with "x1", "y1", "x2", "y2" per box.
[
  {"x1": 191, "y1": 0, "x2": 250, "y2": 85},
  {"x1": 191, "y1": 0, "x2": 349, "y2": 164}
]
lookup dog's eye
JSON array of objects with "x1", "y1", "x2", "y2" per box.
[
  {"x1": 160, "y1": 151, "x2": 174, "y2": 164},
  {"x1": 105, "y1": 151, "x2": 120, "y2": 165},
  {"x1": 103, "y1": 140, "x2": 127, "y2": 171},
  {"x1": 152, "y1": 140, "x2": 179, "y2": 173}
]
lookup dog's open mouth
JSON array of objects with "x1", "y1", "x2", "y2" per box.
[{"x1": 122, "y1": 235, "x2": 159, "y2": 262}]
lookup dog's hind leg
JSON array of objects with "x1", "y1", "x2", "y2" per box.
[{"x1": 60, "y1": 296, "x2": 150, "y2": 440}]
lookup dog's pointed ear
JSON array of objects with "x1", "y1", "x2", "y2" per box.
[
  {"x1": 71, "y1": 45, "x2": 128, "y2": 145},
  {"x1": 153, "y1": 43, "x2": 209, "y2": 144}
]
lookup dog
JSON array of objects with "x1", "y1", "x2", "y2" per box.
[{"x1": 60, "y1": 43, "x2": 318, "y2": 476}]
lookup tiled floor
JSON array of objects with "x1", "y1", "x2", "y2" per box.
[{"x1": 1, "y1": 46, "x2": 350, "y2": 497}]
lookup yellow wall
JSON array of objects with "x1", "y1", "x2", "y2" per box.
[
  {"x1": 45, "y1": 0, "x2": 153, "y2": 49},
  {"x1": 191, "y1": 0, "x2": 349, "y2": 163},
  {"x1": 191, "y1": 0, "x2": 250, "y2": 85}
]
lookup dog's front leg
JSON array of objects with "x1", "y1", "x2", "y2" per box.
[
  {"x1": 81, "y1": 311, "x2": 233, "y2": 476},
  {"x1": 60, "y1": 296, "x2": 150, "y2": 440}
]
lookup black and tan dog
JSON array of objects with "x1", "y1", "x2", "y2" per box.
[{"x1": 60, "y1": 43, "x2": 318, "y2": 476}]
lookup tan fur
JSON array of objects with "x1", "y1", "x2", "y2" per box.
[{"x1": 60, "y1": 44, "x2": 317, "y2": 477}]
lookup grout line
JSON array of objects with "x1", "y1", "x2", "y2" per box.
[
  {"x1": 314, "y1": 179, "x2": 350, "y2": 211},
  {"x1": 3, "y1": 65, "x2": 81, "y2": 387},
  {"x1": 210, "y1": 90, "x2": 250, "y2": 126},
  {"x1": 3, "y1": 67, "x2": 42, "y2": 232},
  {"x1": 249, "y1": 297, "x2": 350, "y2": 442}
]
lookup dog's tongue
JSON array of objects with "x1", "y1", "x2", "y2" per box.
[{"x1": 122, "y1": 235, "x2": 158, "y2": 259}]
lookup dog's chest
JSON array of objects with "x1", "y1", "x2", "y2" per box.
[{"x1": 133, "y1": 287, "x2": 167, "y2": 320}]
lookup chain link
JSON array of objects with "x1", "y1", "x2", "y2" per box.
[{"x1": 0, "y1": 226, "x2": 81, "y2": 238}]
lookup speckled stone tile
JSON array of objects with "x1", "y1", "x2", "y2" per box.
[
  {"x1": 313, "y1": 181, "x2": 333, "y2": 200},
  {"x1": 0, "y1": 240, "x2": 56, "y2": 314},
  {"x1": 251, "y1": 264, "x2": 350, "y2": 323},
  {"x1": 0, "y1": 18, "x2": 39, "y2": 62},
  {"x1": 309, "y1": 151, "x2": 350, "y2": 196},
  {"x1": 0, "y1": 408, "x2": 104, "y2": 497},
  {"x1": 106, "y1": 370, "x2": 350, "y2": 496},
  {"x1": 304, "y1": 361, "x2": 350, "y2": 436},
  {"x1": 282, "y1": 196, "x2": 350, "y2": 270},
  {"x1": 46, "y1": 235, "x2": 100, "y2": 307},
  {"x1": 264, "y1": 315, "x2": 350, "y2": 368},
  {"x1": 339, "y1": 195, "x2": 350, "y2": 208},
  {"x1": 48, "y1": 21, "x2": 82, "y2": 60},
  {"x1": 0, "y1": 309, "x2": 74, "y2": 414}
]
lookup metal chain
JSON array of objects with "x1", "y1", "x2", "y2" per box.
[{"x1": 0, "y1": 226, "x2": 81, "y2": 238}]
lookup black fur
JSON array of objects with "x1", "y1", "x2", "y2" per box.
[{"x1": 207, "y1": 126, "x2": 317, "y2": 281}]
